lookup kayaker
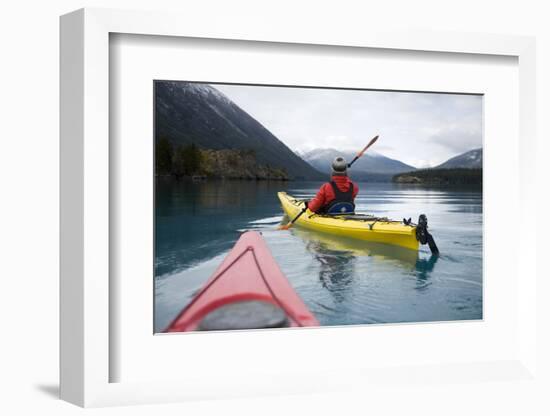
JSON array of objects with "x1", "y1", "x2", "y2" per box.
[{"x1": 306, "y1": 156, "x2": 359, "y2": 214}]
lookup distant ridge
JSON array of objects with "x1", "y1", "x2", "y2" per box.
[{"x1": 299, "y1": 147, "x2": 416, "y2": 181}]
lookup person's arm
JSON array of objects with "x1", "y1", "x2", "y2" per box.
[
  {"x1": 307, "y1": 184, "x2": 327, "y2": 213},
  {"x1": 352, "y1": 181, "x2": 359, "y2": 198}
]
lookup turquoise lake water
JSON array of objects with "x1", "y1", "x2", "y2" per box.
[{"x1": 154, "y1": 178, "x2": 483, "y2": 332}]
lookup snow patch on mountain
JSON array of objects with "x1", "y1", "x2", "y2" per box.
[{"x1": 435, "y1": 148, "x2": 482, "y2": 169}]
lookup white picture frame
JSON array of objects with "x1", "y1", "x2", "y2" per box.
[{"x1": 60, "y1": 8, "x2": 537, "y2": 407}]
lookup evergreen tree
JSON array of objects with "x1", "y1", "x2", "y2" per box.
[
  {"x1": 155, "y1": 137, "x2": 173, "y2": 174},
  {"x1": 172, "y1": 145, "x2": 186, "y2": 177},
  {"x1": 182, "y1": 143, "x2": 202, "y2": 174},
  {"x1": 172, "y1": 143, "x2": 203, "y2": 177}
]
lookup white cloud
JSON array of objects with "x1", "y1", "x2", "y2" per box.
[{"x1": 213, "y1": 84, "x2": 482, "y2": 168}]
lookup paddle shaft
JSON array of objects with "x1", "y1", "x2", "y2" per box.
[
  {"x1": 347, "y1": 135, "x2": 379, "y2": 168},
  {"x1": 290, "y1": 207, "x2": 307, "y2": 225}
]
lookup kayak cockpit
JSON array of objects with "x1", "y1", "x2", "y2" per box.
[{"x1": 196, "y1": 300, "x2": 290, "y2": 331}]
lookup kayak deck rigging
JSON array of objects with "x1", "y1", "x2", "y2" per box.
[{"x1": 287, "y1": 196, "x2": 409, "y2": 225}]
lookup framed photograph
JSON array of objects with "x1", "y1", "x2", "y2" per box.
[
  {"x1": 153, "y1": 80, "x2": 482, "y2": 334},
  {"x1": 60, "y1": 8, "x2": 537, "y2": 407}
]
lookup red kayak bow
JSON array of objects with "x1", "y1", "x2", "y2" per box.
[{"x1": 164, "y1": 231, "x2": 319, "y2": 332}]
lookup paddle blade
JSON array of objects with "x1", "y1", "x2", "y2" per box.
[
  {"x1": 427, "y1": 233, "x2": 440, "y2": 255},
  {"x1": 278, "y1": 207, "x2": 307, "y2": 230},
  {"x1": 357, "y1": 135, "x2": 379, "y2": 158},
  {"x1": 278, "y1": 223, "x2": 292, "y2": 231}
]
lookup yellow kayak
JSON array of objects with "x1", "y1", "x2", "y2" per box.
[{"x1": 278, "y1": 192, "x2": 419, "y2": 251}]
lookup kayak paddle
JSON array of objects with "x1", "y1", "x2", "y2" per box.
[
  {"x1": 347, "y1": 135, "x2": 379, "y2": 168},
  {"x1": 279, "y1": 135, "x2": 379, "y2": 231}
]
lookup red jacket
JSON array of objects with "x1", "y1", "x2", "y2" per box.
[{"x1": 308, "y1": 176, "x2": 359, "y2": 213}]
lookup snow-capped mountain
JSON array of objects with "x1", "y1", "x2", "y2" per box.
[
  {"x1": 435, "y1": 148, "x2": 483, "y2": 169},
  {"x1": 155, "y1": 81, "x2": 324, "y2": 180}
]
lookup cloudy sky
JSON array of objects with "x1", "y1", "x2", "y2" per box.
[{"x1": 213, "y1": 83, "x2": 483, "y2": 168}]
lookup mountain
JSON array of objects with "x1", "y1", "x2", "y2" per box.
[
  {"x1": 155, "y1": 81, "x2": 323, "y2": 180},
  {"x1": 435, "y1": 148, "x2": 482, "y2": 169},
  {"x1": 392, "y1": 148, "x2": 483, "y2": 185},
  {"x1": 299, "y1": 148, "x2": 416, "y2": 180}
]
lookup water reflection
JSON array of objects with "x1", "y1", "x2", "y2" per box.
[
  {"x1": 290, "y1": 227, "x2": 423, "y2": 304},
  {"x1": 449, "y1": 205, "x2": 483, "y2": 214},
  {"x1": 156, "y1": 176, "x2": 291, "y2": 212},
  {"x1": 290, "y1": 226, "x2": 442, "y2": 301},
  {"x1": 305, "y1": 240, "x2": 356, "y2": 304},
  {"x1": 291, "y1": 227, "x2": 419, "y2": 268},
  {"x1": 414, "y1": 255, "x2": 439, "y2": 290},
  {"x1": 155, "y1": 177, "x2": 292, "y2": 276}
]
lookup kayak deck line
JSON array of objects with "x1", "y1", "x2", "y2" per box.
[
  {"x1": 164, "y1": 231, "x2": 319, "y2": 332},
  {"x1": 307, "y1": 213, "x2": 403, "y2": 225},
  {"x1": 278, "y1": 191, "x2": 420, "y2": 251},
  {"x1": 287, "y1": 196, "x2": 408, "y2": 225}
]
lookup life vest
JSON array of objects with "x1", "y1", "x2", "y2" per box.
[{"x1": 324, "y1": 181, "x2": 355, "y2": 214}]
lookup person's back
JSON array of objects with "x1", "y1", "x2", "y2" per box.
[{"x1": 307, "y1": 156, "x2": 359, "y2": 214}]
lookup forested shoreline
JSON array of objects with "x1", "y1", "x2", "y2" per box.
[
  {"x1": 392, "y1": 168, "x2": 482, "y2": 186},
  {"x1": 155, "y1": 138, "x2": 289, "y2": 180}
]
